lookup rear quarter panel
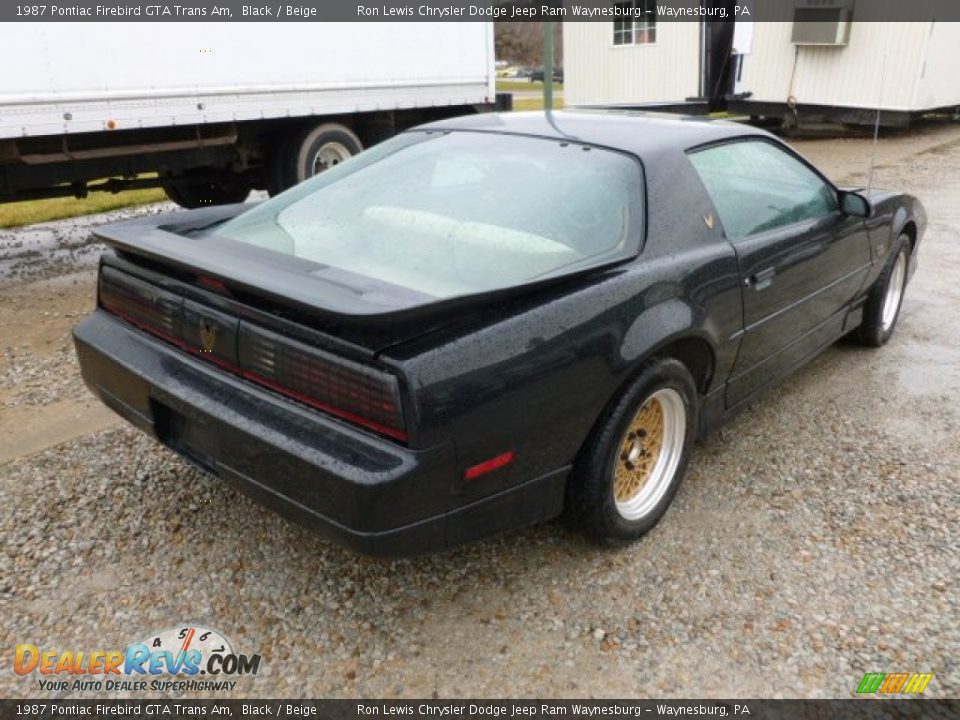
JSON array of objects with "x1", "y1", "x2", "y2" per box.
[{"x1": 383, "y1": 149, "x2": 743, "y2": 503}]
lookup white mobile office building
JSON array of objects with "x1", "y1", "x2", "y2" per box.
[{"x1": 564, "y1": 3, "x2": 960, "y2": 128}]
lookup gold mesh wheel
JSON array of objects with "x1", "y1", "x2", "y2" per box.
[
  {"x1": 614, "y1": 398, "x2": 664, "y2": 502},
  {"x1": 613, "y1": 388, "x2": 686, "y2": 521}
]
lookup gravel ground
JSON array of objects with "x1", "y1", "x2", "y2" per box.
[
  {"x1": 0, "y1": 202, "x2": 175, "y2": 287},
  {"x1": 1, "y1": 127, "x2": 959, "y2": 700}
]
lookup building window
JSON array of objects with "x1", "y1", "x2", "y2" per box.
[{"x1": 613, "y1": 0, "x2": 658, "y2": 46}]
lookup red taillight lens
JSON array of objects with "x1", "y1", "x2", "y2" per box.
[
  {"x1": 239, "y1": 324, "x2": 407, "y2": 441},
  {"x1": 98, "y1": 267, "x2": 407, "y2": 442},
  {"x1": 99, "y1": 267, "x2": 183, "y2": 346}
]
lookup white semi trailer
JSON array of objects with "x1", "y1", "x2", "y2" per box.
[{"x1": 0, "y1": 22, "x2": 499, "y2": 207}]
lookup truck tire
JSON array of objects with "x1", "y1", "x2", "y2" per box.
[
  {"x1": 267, "y1": 122, "x2": 362, "y2": 195},
  {"x1": 162, "y1": 171, "x2": 251, "y2": 209}
]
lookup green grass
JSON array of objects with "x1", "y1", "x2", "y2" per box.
[
  {"x1": 0, "y1": 186, "x2": 167, "y2": 229},
  {"x1": 511, "y1": 97, "x2": 566, "y2": 112},
  {"x1": 497, "y1": 80, "x2": 565, "y2": 93}
]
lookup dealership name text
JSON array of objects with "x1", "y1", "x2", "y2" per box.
[
  {"x1": 356, "y1": 705, "x2": 748, "y2": 717},
  {"x1": 355, "y1": 4, "x2": 750, "y2": 18}
]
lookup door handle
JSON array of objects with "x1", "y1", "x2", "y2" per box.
[{"x1": 749, "y1": 267, "x2": 776, "y2": 290}]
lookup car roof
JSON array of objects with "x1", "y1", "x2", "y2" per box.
[{"x1": 415, "y1": 109, "x2": 772, "y2": 158}]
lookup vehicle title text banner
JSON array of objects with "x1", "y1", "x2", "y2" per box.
[
  {"x1": 3, "y1": 0, "x2": 960, "y2": 22},
  {"x1": 3, "y1": 699, "x2": 960, "y2": 718}
]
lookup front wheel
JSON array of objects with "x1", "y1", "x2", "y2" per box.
[
  {"x1": 858, "y1": 234, "x2": 910, "y2": 347},
  {"x1": 569, "y1": 358, "x2": 698, "y2": 543}
]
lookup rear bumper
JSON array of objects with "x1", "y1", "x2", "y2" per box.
[{"x1": 73, "y1": 311, "x2": 567, "y2": 556}]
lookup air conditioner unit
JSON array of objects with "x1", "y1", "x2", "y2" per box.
[{"x1": 791, "y1": 0, "x2": 853, "y2": 46}]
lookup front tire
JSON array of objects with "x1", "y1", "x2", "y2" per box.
[
  {"x1": 858, "y1": 234, "x2": 910, "y2": 347},
  {"x1": 569, "y1": 359, "x2": 698, "y2": 543}
]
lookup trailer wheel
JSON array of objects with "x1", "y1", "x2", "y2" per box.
[
  {"x1": 267, "y1": 123, "x2": 362, "y2": 195},
  {"x1": 162, "y1": 171, "x2": 251, "y2": 209}
]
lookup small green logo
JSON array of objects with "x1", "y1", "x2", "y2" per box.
[{"x1": 856, "y1": 672, "x2": 933, "y2": 695}]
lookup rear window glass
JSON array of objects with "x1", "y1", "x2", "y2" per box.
[{"x1": 210, "y1": 131, "x2": 643, "y2": 299}]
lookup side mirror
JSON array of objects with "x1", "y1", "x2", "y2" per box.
[{"x1": 840, "y1": 191, "x2": 871, "y2": 218}]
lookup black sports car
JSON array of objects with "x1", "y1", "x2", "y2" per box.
[{"x1": 73, "y1": 111, "x2": 925, "y2": 555}]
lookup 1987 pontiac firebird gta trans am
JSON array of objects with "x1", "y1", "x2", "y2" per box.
[{"x1": 74, "y1": 111, "x2": 925, "y2": 555}]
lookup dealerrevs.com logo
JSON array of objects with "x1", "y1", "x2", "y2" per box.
[{"x1": 14, "y1": 625, "x2": 262, "y2": 693}]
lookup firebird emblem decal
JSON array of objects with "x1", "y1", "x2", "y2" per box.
[
  {"x1": 703, "y1": 213, "x2": 715, "y2": 230},
  {"x1": 199, "y1": 319, "x2": 217, "y2": 353}
]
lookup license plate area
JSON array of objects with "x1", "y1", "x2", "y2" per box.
[{"x1": 151, "y1": 399, "x2": 219, "y2": 475}]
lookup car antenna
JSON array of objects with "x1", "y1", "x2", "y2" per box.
[{"x1": 866, "y1": 54, "x2": 887, "y2": 195}]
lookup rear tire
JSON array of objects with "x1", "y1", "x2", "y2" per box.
[
  {"x1": 267, "y1": 122, "x2": 362, "y2": 196},
  {"x1": 858, "y1": 234, "x2": 910, "y2": 347},
  {"x1": 569, "y1": 358, "x2": 698, "y2": 544},
  {"x1": 162, "y1": 170, "x2": 251, "y2": 209}
]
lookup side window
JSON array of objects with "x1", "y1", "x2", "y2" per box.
[{"x1": 688, "y1": 140, "x2": 838, "y2": 240}]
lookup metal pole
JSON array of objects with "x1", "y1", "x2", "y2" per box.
[{"x1": 544, "y1": 21, "x2": 554, "y2": 112}]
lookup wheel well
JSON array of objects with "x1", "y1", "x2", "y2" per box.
[
  {"x1": 569, "y1": 336, "x2": 715, "y2": 481},
  {"x1": 900, "y1": 221, "x2": 917, "y2": 252},
  {"x1": 654, "y1": 337, "x2": 715, "y2": 394}
]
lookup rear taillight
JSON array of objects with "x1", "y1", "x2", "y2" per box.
[
  {"x1": 99, "y1": 267, "x2": 183, "y2": 346},
  {"x1": 98, "y1": 267, "x2": 407, "y2": 442},
  {"x1": 239, "y1": 324, "x2": 406, "y2": 441}
]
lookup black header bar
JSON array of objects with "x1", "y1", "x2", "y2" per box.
[
  {"x1": 2, "y1": 0, "x2": 960, "y2": 22},
  {"x1": 2, "y1": 699, "x2": 959, "y2": 719}
]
